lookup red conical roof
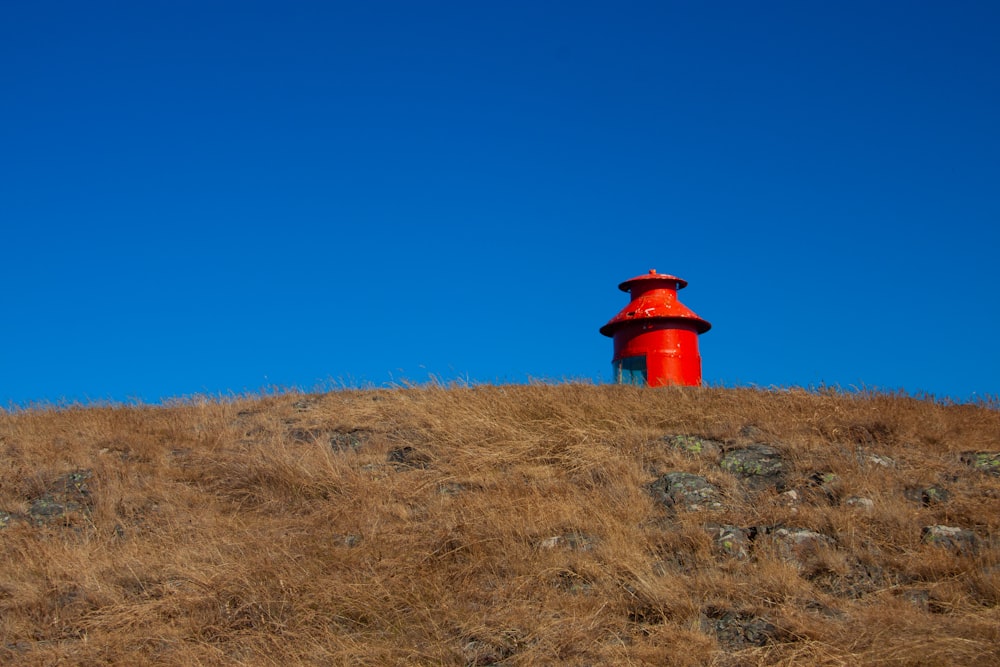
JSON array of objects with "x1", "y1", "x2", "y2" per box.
[{"x1": 600, "y1": 269, "x2": 711, "y2": 337}]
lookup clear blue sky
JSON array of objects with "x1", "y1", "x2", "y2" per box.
[{"x1": 2, "y1": 1, "x2": 998, "y2": 406}]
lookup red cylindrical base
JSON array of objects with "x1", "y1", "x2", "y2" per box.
[{"x1": 612, "y1": 323, "x2": 702, "y2": 387}]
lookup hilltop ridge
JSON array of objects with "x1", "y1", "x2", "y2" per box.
[{"x1": 1, "y1": 385, "x2": 998, "y2": 665}]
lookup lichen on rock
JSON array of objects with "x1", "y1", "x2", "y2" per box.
[
  {"x1": 921, "y1": 525, "x2": 978, "y2": 554},
  {"x1": 719, "y1": 444, "x2": 787, "y2": 490},
  {"x1": 663, "y1": 434, "x2": 723, "y2": 457},
  {"x1": 961, "y1": 451, "x2": 1000, "y2": 476},
  {"x1": 648, "y1": 472, "x2": 723, "y2": 511}
]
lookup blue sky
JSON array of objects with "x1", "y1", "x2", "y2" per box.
[{"x1": 2, "y1": 1, "x2": 998, "y2": 405}]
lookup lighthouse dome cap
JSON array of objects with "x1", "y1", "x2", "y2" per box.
[{"x1": 618, "y1": 268, "x2": 688, "y2": 292}]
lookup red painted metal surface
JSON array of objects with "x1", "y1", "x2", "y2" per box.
[{"x1": 600, "y1": 269, "x2": 711, "y2": 387}]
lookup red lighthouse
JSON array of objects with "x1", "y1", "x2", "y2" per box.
[{"x1": 600, "y1": 269, "x2": 711, "y2": 387}]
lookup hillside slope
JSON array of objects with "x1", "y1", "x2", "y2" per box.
[{"x1": 1, "y1": 385, "x2": 998, "y2": 666}]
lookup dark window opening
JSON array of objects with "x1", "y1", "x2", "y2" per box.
[{"x1": 614, "y1": 356, "x2": 647, "y2": 385}]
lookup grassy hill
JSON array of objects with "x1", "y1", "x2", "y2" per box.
[{"x1": 1, "y1": 385, "x2": 998, "y2": 666}]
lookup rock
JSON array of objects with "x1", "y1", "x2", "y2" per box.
[
  {"x1": 387, "y1": 446, "x2": 431, "y2": 469},
  {"x1": 461, "y1": 630, "x2": 522, "y2": 666},
  {"x1": 27, "y1": 470, "x2": 93, "y2": 526},
  {"x1": 822, "y1": 560, "x2": 886, "y2": 598},
  {"x1": 537, "y1": 536, "x2": 562, "y2": 549},
  {"x1": 707, "y1": 525, "x2": 753, "y2": 560},
  {"x1": 30, "y1": 496, "x2": 84, "y2": 518},
  {"x1": 844, "y1": 496, "x2": 875, "y2": 512},
  {"x1": 291, "y1": 398, "x2": 319, "y2": 412},
  {"x1": 905, "y1": 485, "x2": 950, "y2": 506},
  {"x1": 719, "y1": 444, "x2": 786, "y2": 490},
  {"x1": 802, "y1": 599, "x2": 845, "y2": 618},
  {"x1": 288, "y1": 428, "x2": 368, "y2": 451},
  {"x1": 554, "y1": 568, "x2": 594, "y2": 594},
  {"x1": 701, "y1": 608, "x2": 777, "y2": 649},
  {"x1": 770, "y1": 528, "x2": 835, "y2": 570},
  {"x1": 462, "y1": 636, "x2": 517, "y2": 666},
  {"x1": 287, "y1": 427, "x2": 322, "y2": 444},
  {"x1": 960, "y1": 451, "x2": 1000, "y2": 476},
  {"x1": 804, "y1": 471, "x2": 841, "y2": 504},
  {"x1": 329, "y1": 430, "x2": 368, "y2": 451},
  {"x1": 663, "y1": 434, "x2": 723, "y2": 457},
  {"x1": 779, "y1": 489, "x2": 800, "y2": 505},
  {"x1": 648, "y1": 472, "x2": 723, "y2": 511},
  {"x1": 921, "y1": 525, "x2": 978, "y2": 554},
  {"x1": 535, "y1": 533, "x2": 595, "y2": 551},
  {"x1": 809, "y1": 471, "x2": 838, "y2": 487},
  {"x1": 865, "y1": 454, "x2": 896, "y2": 468},
  {"x1": 926, "y1": 487, "x2": 950, "y2": 504},
  {"x1": 772, "y1": 490, "x2": 801, "y2": 514},
  {"x1": 899, "y1": 588, "x2": 931, "y2": 611},
  {"x1": 627, "y1": 604, "x2": 667, "y2": 624},
  {"x1": 338, "y1": 534, "x2": 362, "y2": 548},
  {"x1": 52, "y1": 470, "x2": 92, "y2": 497}
]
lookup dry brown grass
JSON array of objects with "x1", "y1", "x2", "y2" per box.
[{"x1": 1, "y1": 384, "x2": 998, "y2": 665}]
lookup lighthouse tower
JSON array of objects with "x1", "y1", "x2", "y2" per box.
[{"x1": 600, "y1": 269, "x2": 711, "y2": 387}]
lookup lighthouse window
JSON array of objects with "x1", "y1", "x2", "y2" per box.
[{"x1": 614, "y1": 356, "x2": 647, "y2": 385}]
